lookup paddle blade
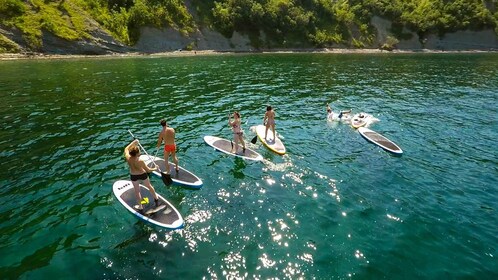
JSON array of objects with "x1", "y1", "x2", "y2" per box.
[
  {"x1": 251, "y1": 136, "x2": 257, "y2": 144},
  {"x1": 161, "y1": 172, "x2": 173, "y2": 186}
]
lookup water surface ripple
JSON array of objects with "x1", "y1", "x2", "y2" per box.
[{"x1": 0, "y1": 53, "x2": 497, "y2": 279}]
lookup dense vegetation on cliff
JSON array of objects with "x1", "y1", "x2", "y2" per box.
[{"x1": 0, "y1": 0, "x2": 497, "y2": 52}]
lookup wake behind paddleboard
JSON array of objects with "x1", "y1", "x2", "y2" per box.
[
  {"x1": 113, "y1": 180, "x2": 184, "y2": 229},
  {"x1": 140, "y1": 155, "x2": 203, "y2": 189},
  {"x1": 255, "y1": 125, "x2": 286, "y2": 155},
  {"x1": 204, "y1": 135, "x2": 263, "y2": 161},
  {"x1": 358, "y1": 127, "x2": 403, "y2": 154}
]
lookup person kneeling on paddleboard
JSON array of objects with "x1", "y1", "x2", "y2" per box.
[
  {"x1": 125, "y1": 139, "x2": 161, "y2": 211},
  {"x1": 228, "y1": 111, "x2": 246, "y2": 154}
]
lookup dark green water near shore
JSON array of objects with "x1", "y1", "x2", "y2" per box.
[{"x1": 0, "y1": 53, "x2": 497, "y2": 279}]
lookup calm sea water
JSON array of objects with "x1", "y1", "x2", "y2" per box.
[{"x1": 0, "y1": 53, "x2": 497, "y2": 279}]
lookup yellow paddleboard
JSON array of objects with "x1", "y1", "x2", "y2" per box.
[{"x1": 255, "y1": 125, "x2": 286, "y2": 155}]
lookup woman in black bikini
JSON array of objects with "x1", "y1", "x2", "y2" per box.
[
  {"x1": 228, "y1": 111, "x2": 246, "y2": 154},
  {"x1": 124, "y1": 139, "x2": 160, "y2": 211}
]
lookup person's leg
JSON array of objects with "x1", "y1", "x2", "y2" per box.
[
  {"x1": 164, "y1": 151, "x2": 171, "y2": 174},
  {"x1": 143, "y1": 178, "x2": 159, "y2": 206},
  {"x1": 265, "y1": 124, "x2": 270, "y2": 139},
  {"x1": 271, "y1": 124, "x2": 276, "y2": 139},
  {"x1": 132, "y1": 180, "x2": 143, "y2": 210},
  {"x1": 239, "y1": 134, "x2": 245, "y2": 151},
  {"x1": 234, "y1": 135, "x2": 240, "y2": 153}
]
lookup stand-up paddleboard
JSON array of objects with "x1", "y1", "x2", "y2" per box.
[
  {"x1": 140, "y1": 155, "x2": 203, "y2": 189},
  {"x1": 204, "y1": 135, "x2": 263, "y2": 161},
  {"x1": 351, "y1": 113, "x2": 369, "y2": 128},
  {"x1": 255, "y1": 125, "x2": 286, "y2": 155},
  {"x1": 358, "y1": 127, "x2": 403, "y2": 154},
  {"x1": 113, "y1": 180, "x2": 184, "y2": 229}
]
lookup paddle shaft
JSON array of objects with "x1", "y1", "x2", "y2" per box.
[
  {"x1": 127, "y1": 130, "x2": 158, "y2": 169},
  {"x1": 228, "y1": 111, "x2": 234, "y2": 149}
]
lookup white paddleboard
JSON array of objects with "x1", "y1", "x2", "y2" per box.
[
  {"x1": 140, "y1": 155, "x2": 203, "y2": 189},
  {"x1": 351, "y1": 113, "x2": 369, "y2": 128},
  {"x1": 204, "y1": 135, "x2": 263, "y2": 161},
  {"x1": 358, "y1": 127, "x2": 403, "y2": 154},
  {"x1": 255, "y1": 125, "x2": 286, "y2": 155},
  {"x1": 113, "y1": 180, "x2": 184, "y2": 229}
]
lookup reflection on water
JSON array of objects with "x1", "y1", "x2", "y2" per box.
[{"x1": 0, "y1": 54, "x2": 497, "y2": 278}]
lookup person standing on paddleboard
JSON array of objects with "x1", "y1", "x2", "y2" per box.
[
  {"x1": 156, "y1": 119, "x2": 179, "y2": 174},
  {"x1": 124, "y1": 139, "x2": 160, "y2": 211},
  {"x1": 228, "y1": 111, "x2": 246, "y2": 154},
  {"x1": 263, "y1": 105, "x2": 276, "y2": 140}
]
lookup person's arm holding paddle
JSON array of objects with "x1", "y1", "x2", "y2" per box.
[{"x1": 139, "y1": 158, "x2": 157, "y2": 173}]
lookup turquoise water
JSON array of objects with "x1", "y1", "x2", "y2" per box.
[{"x1": 0, "y1": 53, "x2": 497, "y2": 279}]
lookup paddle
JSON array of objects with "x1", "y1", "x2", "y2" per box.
[
  {"x1": 127, "y1": 129, "x2": 173, "y2": 186},
  {"x1": 251, "y1": 119, "x2": 266, "y2": 144},
  {"x1": 227, "y1": 112, "x2": 235, "y2": 152}
]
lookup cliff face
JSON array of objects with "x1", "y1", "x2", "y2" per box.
[
  {"x1": 134, "y1": 27, "x2": 253, "y2": 53},
  {"x1": 133, "y1": 22, "x2": 498, "y2": 53},
  {"x1": 2, "y1": 0, "x2": 498, "y2": 55},
  {"x1": 0, "y1": 19, "x2": 131, "y2": 55},
  {"x1": 1, "y1": 17, "x2": 497, "y2": 55},
  {"x1": 371, "y1": 17, "x2": 498, "y2": 51}
]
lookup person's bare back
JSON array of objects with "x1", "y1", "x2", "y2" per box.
[
  {"x1": 125, "y1": 140, "x2": 151, "y2": 175},
  {"x1": 162, "y1": 127, "x2": 175, "y2": 145},
  {"x1": 127, "y1": 156, "x2": 146, "y2": 175}
]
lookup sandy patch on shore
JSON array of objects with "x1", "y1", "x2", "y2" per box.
[{"x1": 2, "y1": 48, "x2": 497, "y2": 61}]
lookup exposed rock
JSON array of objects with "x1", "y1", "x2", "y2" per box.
[
  {"x1": 39, "y1": 23, "x2": 133, "y2": 55},
  {"x1": 0, "y1": 26, "x2": 25, "y2": 52},
  {"x1": 426, "y1": 30, "x2": 498, "y2": 51},
  {"x1": 370, "y1": 16, "x2": 498, "y2": 50},
  {"x1": 134, "y1": 27, "x2": 252, "y2": 53}
]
